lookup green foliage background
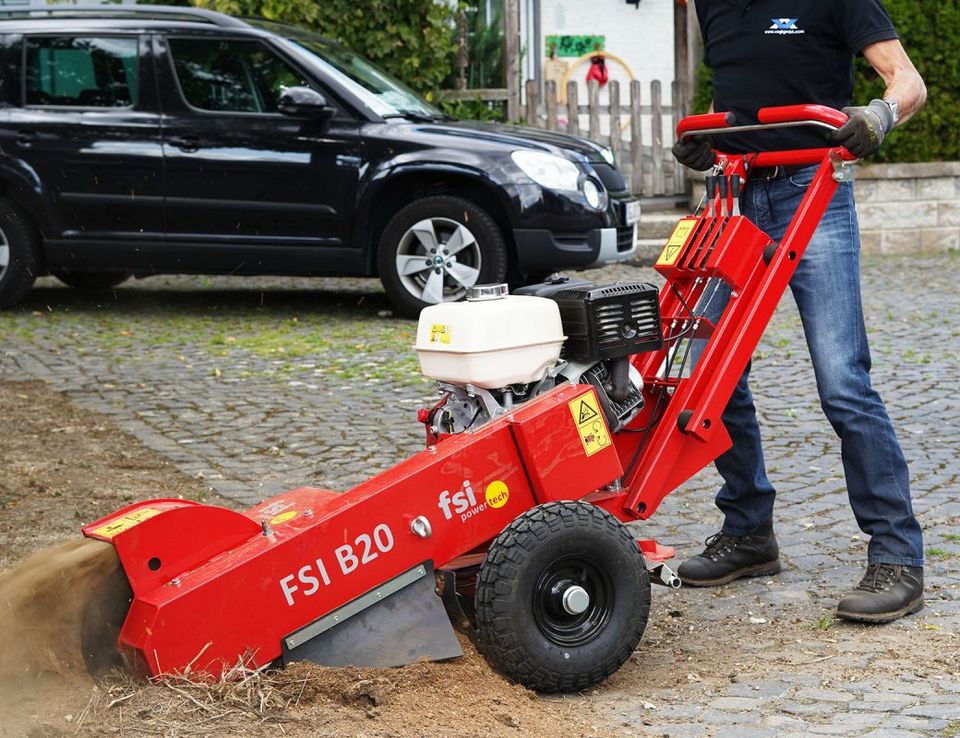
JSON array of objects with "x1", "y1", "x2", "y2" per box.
[
  {"x1": 191, "y1": 0, "x2": 458, "y2": 96},
  {"x1": 692, "y1": 0, "x2": 960, "y2": 162}
]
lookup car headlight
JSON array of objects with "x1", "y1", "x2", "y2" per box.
[
  {"x1": 511, "y1": 151, "x2": 581, "y2": 192},
  {"x1": 599, "y1": 147, "x2": 615, "y2": 166}
]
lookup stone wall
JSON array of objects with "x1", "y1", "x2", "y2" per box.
[{"x1": 855, "y1": 162, "x2": 960, "y2": 254}]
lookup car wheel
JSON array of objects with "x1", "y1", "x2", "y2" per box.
[
  {"x1": 0, "y1": 198, "x2": 40, "y2": 309},
  {"x1": 53, "y1": 271, "x2": 130, "y2": 291},
  {"x1": 474, "y1": 501, "x2": 651, "y2": 693},
  {"x1": 378, "y1": 195, "x2": 508, "y2": 318}
]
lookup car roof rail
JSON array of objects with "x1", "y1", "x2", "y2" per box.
[{"x1": 0, "y1": 2, "x2": 250, "y2": 29}]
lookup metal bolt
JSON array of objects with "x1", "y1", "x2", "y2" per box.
[{"x1": 410, "y1": 515, "x2": 432, "y2": 538}]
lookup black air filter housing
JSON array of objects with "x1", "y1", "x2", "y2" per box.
[{"x1": 516, "y1": 278, "x2": 663, "y2": 362}]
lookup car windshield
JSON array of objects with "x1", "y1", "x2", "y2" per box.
[{"x1": 264, "y1": 26, "x2": 443, "y2": 119}]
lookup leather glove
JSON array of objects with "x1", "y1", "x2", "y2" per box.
[
  {"x1": 672, "y1": 136, "x2": 715, "y2": 171},
  {"x1": 830, "y1": 99, "x2": 896, "y2": 158}
]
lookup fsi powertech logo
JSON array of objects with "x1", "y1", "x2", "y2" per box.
[{"x1": 766, "y1": 18, "x2": 805, "y2": 35}]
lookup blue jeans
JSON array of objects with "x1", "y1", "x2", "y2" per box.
[{"x1": 703, "y1": 166, "x2": 923, "y2": 567}]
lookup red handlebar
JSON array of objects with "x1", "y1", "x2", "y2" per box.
[
  {"x1": 755, "y1": 104, "x2": 848, "y2": 128},
  {"x1": 675, "y1": 104, "x2": 854, "y2": 165},
  {"x1": 675, "y1": 111, "x2": 736, "y2": 139}
]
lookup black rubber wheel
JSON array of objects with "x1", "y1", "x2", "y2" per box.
[
  {"x1": 475, "y1": 501, "x2": 651, "y2": 693},
  {"x1": 378, "y1": 195, "x2": 508, "y2": 318},
  {"x1": 0, "y1": 198, "x2": 40, "y2": 308},
  {"x1": 53, "y1": 270, "x2": 130, "y2": 291}
]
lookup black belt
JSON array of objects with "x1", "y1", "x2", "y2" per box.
[{"x1": 746, "y1": 165, "x2": 804, "y2": 181}]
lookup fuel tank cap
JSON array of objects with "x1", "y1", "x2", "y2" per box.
[{"x1": 466, "y1": 283, "x2": 509, "y2": 301}]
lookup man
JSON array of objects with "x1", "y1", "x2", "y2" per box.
[{"x1": 672, "y1": 0, "x2": 926, "y2": 623}]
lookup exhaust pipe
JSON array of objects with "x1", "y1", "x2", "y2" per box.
[{"x1": 649, "y1": 563, "x2": 682, "y2": 589}]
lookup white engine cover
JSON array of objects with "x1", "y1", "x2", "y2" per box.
[{"x1": 416, "y1": 295, "x2": 566, "y2": 389}]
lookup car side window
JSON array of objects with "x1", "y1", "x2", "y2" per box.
[
  {"x1": 25, "y1": 36, "x2": 138, "y2": 108},
  {"x1": 168, "y1": 38, "x2": 311, "y2": 114}
]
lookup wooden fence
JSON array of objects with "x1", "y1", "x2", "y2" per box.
[{"x1": 523, "y1": 79, "x2": 689, "y2": 198}]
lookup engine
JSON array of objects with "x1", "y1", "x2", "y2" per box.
[{"x1": 415, "y1": 279, "x2": 663, "y2": 438}]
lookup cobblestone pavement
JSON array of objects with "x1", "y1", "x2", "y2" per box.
[{"x1": 1, "y1": 253, "x2": 958, "y2": 736}]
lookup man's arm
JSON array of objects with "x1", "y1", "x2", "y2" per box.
[{"x1": 862, "y1": 38, "x2": 927, "y2": 125}]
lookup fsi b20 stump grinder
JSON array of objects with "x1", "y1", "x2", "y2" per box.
[{"x1": 80, "y1": 105, "x2": 855, "y2": 693}]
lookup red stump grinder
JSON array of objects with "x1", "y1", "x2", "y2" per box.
[{"x1": 80, "y1": 106, "x2": 855, "y2": 692}]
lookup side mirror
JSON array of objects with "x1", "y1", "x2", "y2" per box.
[{"x1": 278, "y1": 86, "x2": 334, "y2": 121}]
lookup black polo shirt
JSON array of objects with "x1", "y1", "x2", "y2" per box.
[{"x1": 695, "y1": 0, "x2": 898, "y2": 153}]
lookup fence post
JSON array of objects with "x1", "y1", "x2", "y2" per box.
[
  {"x1": 545, "y1": 80, "x2": 558, "y2": 131},
  {"x1": 588, "y1": 80, "x2": 600, "y2": 141},
  {"x1": 608, "y1": 80, "x2": 622, "y2": 168},
  {"x1": 566, "y1": 81, "x2": 579, "y2": 135},
  {"x1": 671, "y1": 79, "x2": 687, "y2": 193},
  {"x1": 629, "y1": 80, "x2": 643, "y2": 196},
  {"x1": 525, "y1": 79, "x2": 538, "y2": 127},
  {"x1": 650, "y1": 80, "x2": 664, "y2": 195}
]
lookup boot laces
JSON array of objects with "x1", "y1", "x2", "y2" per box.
[
  {"x1": 856, "y1": 563, "x2": 900, "y2": 593},
  {"x1": 702, "y1": 532, "x2": 744, "y2": 562}
]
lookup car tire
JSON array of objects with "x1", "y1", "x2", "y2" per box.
[
  {"x1": 53, "y1": 270, "x2": 130, "y2": 291},
  {"x1": 474, "y1": 501, "x2": 651, "y2": 693},
  {"x1": 378, "y1": 195, "x2": 508, "y2": 318},
  {"x1": 0, "y1": 198, "x2": 40, "y2": 309}
]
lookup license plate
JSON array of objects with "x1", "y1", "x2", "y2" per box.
[{"x1": 623, "y1": 200, "x2": 641, "y2": 225}]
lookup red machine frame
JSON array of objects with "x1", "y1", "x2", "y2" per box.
[{"x1": 83, "y1": 104, "x2": 855, "y2": 679}]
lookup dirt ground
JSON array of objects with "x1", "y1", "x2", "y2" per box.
[{"x1": 1, "y1": 380, "x2": 958, "y2": 738}]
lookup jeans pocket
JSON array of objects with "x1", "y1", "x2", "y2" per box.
[{"x1": 788, "y1": 170, "x2": 816, "y2": 188}]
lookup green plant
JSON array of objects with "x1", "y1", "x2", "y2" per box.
[
  {"x1": 926, "y1": 547, "x2": 956, "y2": 561},
  {"x1": 191, "y1": 0, "x2": 458, "y2": 95},
  {"x1": 812, "y1": 612, "x2": 833, "y2": 631},
  {"x1": 437, "y1": 95, "x2": 506, "y2": 122},
  {"x1": 691, "y1": 1, "x2": 960, "y2": 162}
]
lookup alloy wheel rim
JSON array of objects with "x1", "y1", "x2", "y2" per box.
[
  {"x1": 395, "y1": 217, "x2": 481, "y2": 305},
  {"x1": 0, "y1": 225, "x2": 9, "y2": 282}
]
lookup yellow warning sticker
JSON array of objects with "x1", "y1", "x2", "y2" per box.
[
  {"x1": 568, "y1": 392, "x2": 610, "y2": 457},
  {"x1": 485, "y1": 480, "x2": 510, "y2": 509},
  {"x1": 91, "y1": 507, "x2": 161, "y2": 539},
  {"x1": 656, "y1": 218, "x2": 697, "y2": 267},
  {"x1": 429, "y1": 324, "x2": 452, "y2": 344},
  {"x1": 270, "y1": 510, "x2": 298, "y2": 526}
]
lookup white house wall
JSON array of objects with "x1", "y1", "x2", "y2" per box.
[{"x1": 537, "y1": 0, "x2": 675, "y2": 93}]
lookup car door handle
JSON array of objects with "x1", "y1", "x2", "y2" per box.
[
  {"x1": 15, "y1": 130, "x2": 36, "y2": 147},
  {"x1": 168, "y1": 134, "x2": 200, "y2": 153}
]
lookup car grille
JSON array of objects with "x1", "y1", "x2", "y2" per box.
[{"x1": 616, "y1": 225, "x2": 635, "y2": 252}]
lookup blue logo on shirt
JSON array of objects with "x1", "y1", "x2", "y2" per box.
[{"x1": 766, "y1": 18, "x2": 805, "y2": 35}]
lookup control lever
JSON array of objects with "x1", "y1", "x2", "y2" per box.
[
  {"x1": 718, "y1": 176, "x2": 728, "y2": 218},
  {"x1": 730, "y1": 175, "x2": 741, "y2": 216},
  {"x1": 704, "y1": 175, "x2": 715, "y2": 217}
]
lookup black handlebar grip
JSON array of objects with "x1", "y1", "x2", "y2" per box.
[
  {"x1": 730, "y1": 175, "x2": 741, "y2": 198},
  {"x1": 718, "y1": 176, "x2": 728, "y2": 199},
  {"x1": 723, "y1": 111, "x2": 736, "y2": 126}
]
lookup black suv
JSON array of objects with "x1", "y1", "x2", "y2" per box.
[{"x1": 0, "y1": 5, "x2": 640, "y2": 316}]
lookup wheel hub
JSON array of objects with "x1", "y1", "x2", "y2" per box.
[
  {"x1": 533, "y1": 554, "x2": 613, "y2": 647},
  {"x1": 561, "y1": 585, "x2": 591, "y2": 615},
  {"x1": 396, "y1": 217, "x2": 481, "y2": 305}
]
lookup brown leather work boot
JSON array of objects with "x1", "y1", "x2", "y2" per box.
[
  {"x1": 836, "y1": 563, "x2": 924, "y2": 624},
  {"x1": 677, "y1": 521, "x2": 781, "y2": 587}
]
